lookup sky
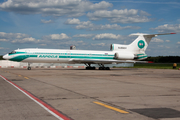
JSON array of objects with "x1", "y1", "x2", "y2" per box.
[{"x1": 0, "y1": 0, "x2": 180, "y2": 56}]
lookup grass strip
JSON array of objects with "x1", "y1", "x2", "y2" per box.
[{"x1": 134, "y1": 63, "x2": 179, "y2": 69}]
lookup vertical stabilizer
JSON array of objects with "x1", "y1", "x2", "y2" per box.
[{"x1": 129, "y1": 33, "x2": 176, "y2": 54}]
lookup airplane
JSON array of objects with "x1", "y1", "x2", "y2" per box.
[{"x1": 3, "y1": 33, "x2": 175, "y2": 70}]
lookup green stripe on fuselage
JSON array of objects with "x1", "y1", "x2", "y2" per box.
[
  {"x1": 9, "y1": 55, "x2": 38, "y2": 62},
  {"x1": 9, "y1": 52, "x2": 114, "y2": 62}
]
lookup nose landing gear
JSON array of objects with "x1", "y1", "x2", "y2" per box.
[{"x1": 27, "y1": 63, "x2": 31, "y2": 70}]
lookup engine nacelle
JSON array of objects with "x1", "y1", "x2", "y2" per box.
[{"x1": 114, "y1": 52, "x2": 135, "y2": 60}]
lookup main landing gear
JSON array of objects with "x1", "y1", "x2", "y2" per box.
[
  {"x1": 99, "y1": 67, "x2": 110, "y2": 70},
  {"x1": 27, "y1": 63, "x2": 31, "y2": 70},
  {"x1": 86, "y1": 66, "x2": 96, "y2": 70},
  {"x1": 98, "y1": 64, "x2": 110, "y2": 70},
  {"x1": 85, "y1": 63, "x2": 110, "y2": 70},
  {"x1": 85, "y1": 63, "x2": 96, "y2": 70}
]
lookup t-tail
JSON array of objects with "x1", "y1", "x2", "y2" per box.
[{"x1": 111, "y1": 33, "x2": 176, "y2": 60}]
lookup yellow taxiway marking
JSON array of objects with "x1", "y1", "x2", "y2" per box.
[
  {"x1": 18, "y1": 75, "x2": 22, "y2": 77},
  {"x1": 94, "y1": 101, "x2": 129, "y2": 114},
  {"x1": 24, "y1": 77, "x2": 29, "y2": 79}
]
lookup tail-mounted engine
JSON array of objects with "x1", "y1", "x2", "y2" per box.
[
  {"x1": 111, "y1": 44, "x2": 147, "y2": 60},
  {"x1": 114, "y1": 53, "x2": 147, "y2": 60},
  {"x1": 114, "y1": 52, "x2": 135, "y2": 60}
]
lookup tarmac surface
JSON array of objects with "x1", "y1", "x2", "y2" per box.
[{"x1": 0, "y1": 68, "x2": 180, "y2": 120}]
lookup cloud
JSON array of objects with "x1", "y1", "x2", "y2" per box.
[
  {"x1": 0, "y1": 32, "x2": 40, "y2": 43},
  {"x1": 65, "y1": 18, "x2": 140, "y2": 30},
  {"x1": 151, "y1": 38, "x2": 164, "y2": 42},
  {"x1": 65, "y1": 18, "x2": 81, "y2": 24},
  {"x1": 87, "y1": 9, "x2": 151, "y2": 23},
  {"x1": 0, "y1": 39, "x2": 8, "y2": 41},
  {"x1": 0, "y1": 0, "x2": 112, "y2": 17},
  {"x1": 177, "y1": 19, "x2": 180, "y2": 23},
  {"x1": 41, "y1": 19, "x2": 53, "y2": 24},
  {"x1": 158, "y1": 45, "x2": 164, "y2": 47},
  {"x1": 0, "y1": 32, "x2": 72, "y2": 45},
  {"x1": 93, "y1": 33, "x2": 121, "y2": 40},
  {"x1": 12, "y1": 37, "x2": 40, "y2": 43},
  {"x1": 76, "y1": 23, "x2": 141, "y2": 30},
  {"x1": 165, "y1": 40, "x2": 170, "y2": 42},
  {"x1": 118, "y1": 1, "x2": 180, "y2": 5},
  {"x1": 44, "y1": 33, "x2": 71, "y2": 40},
  {"x1": 52, "y1": 40, "x2": 87, "y2": 49},
  {"x1": 91, "y1": 43, "x2": 106, "y2": 46},
  {"x1": 177, "y1": 42, "x2": 180, "y2": 44},
  {"x1": 0, "y1": 32, "x2": 28, "y2": 40},
  {"x1": 40, "y1": 44, "x2": 47, "y2": 46},
  {"x1": 151, "y1": 24, "x2": 180, "y2": 33},
  {"x1": 73, "y1": 34, "x2": 94, "y2": 38}
]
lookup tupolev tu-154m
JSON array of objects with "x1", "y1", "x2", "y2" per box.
[{"x1": 3, "y1": 33, "x2": 176, "y2": 70}]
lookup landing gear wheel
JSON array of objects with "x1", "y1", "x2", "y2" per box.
[
  {"x1": 99, "y1": 67, "x2": 110, "y2": 70},
  {"x1": 99, "y1": 67, "x2": 103, "y2": 70},
  {"x1": 92, "y1": 67, "x2": 96, "y2": 70},
  {"x1": 27, "y1": 67, "x2": 31, "y2": 70},
  {"x1": 86, "y1": 67, "x2": 96, "y2": 70},
  {"x1": 86, "y1": 67, "x2": 90, "y2": 70},
  {"x1": 105, "y1": 67, "x2": 110, "y2": 70}
]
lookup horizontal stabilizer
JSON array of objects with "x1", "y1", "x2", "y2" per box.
[{"x1": 130, "y1": 33, "x2": 176, "y2": 37}]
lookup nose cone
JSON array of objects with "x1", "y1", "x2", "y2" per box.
[{"x1": 3, "y1": 54, "x2": 9, "y2": 60}]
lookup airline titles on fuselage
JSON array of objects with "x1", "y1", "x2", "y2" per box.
[
  {"x1": 118, "y1": 47, "x2": 127, "y2": 49},
  {"x1": 38, "y1": 55, "x2": 59, "y2": 58}
]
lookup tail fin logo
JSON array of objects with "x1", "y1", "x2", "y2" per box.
[{"x1": 138, "y1": 40, "x2": 145, "y2": 49}]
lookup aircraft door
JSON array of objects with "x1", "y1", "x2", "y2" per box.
[
  {"x1": 66, "y1": 51, "x2": 71, "y2": 58},
  {"x1": 25, "y1": 50, "x2": 30, "y2": 59},
  {"x1": 89, "y1": 53, "x2": 92, "y2": 59}
]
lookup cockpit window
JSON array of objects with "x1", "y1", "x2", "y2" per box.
[{"x1": 9, "y1": 51, "x2": 16, "y2": 54}]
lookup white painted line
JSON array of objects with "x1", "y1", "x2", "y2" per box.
[{"x1": 0, "y1": 75, "x2": 71, "y2": 120}]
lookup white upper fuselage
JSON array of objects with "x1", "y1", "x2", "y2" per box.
[{"x1": 3, "y1": 48, "x2": 116, "y2": 63}]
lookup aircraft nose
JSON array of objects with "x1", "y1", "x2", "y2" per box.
[{"x1": 3, "y1": 54, "x2": 9, "y2": 60}]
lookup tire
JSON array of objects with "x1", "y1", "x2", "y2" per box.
[
  {"x1": 27, "y1": 67, "x2": 31, "y2": 70},
  {"x1": 105, "y1": 67, "x2": 110, "y2": 70},
  {"x1": 99, "y1": 67, "x2": 103, "y2": 70},
  {"x1": 86, "y1": 67, "x2": 96, "y2": 70}
]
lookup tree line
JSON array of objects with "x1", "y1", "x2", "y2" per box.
[
  {"x1": 0, "y1": 56, "x2": 3, "y2": 60},
  {"x1": 146, "y1": 56, "x2": 180, "y2": 63}
]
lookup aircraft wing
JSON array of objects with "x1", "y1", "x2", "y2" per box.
[{"x1": 69, "y1": 59, "x2": 147, "y2": 64}]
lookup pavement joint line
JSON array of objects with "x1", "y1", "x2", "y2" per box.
[
  {"x1": 0, "y1": 74, "x2": 71, "y2": 120},
  {"x1": 94, "y1": 101, "x2": 129, "y2": 114}
]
